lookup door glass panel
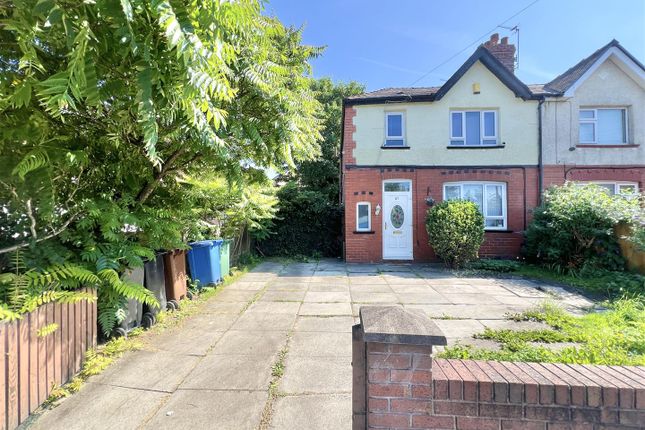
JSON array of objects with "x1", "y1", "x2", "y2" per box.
[
  {"x1": 465, "y1": 112, "x2": 481, "y2": 146},
  {"x1": 486, "y1": 185, "x2": 503, "y2": 216},
  {"x1": 390, "y1": 205, "x2": 404, "y2": 229},
  {"x1": 384, "y1": 182, "x2": 410, "y2": 192},
  {"x1": 579, "y1": 123, "x2": 595, "y2": 142},
  {"x1": 445, "y1": 185, "x2": 461, "y2": 200},
  {"x1": 463, "y1": 184, "x2": 483, "y2": 210}
]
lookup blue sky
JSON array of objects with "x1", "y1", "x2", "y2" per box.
[{"x1": 266, "y1": 0, "x2": 645, "y2": 91}]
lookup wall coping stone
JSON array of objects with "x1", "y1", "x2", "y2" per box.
[{"x1": 359, "y1": 306, "x2": 447, "y2": 346}]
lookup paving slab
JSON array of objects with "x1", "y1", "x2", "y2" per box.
[
  {"x1": 232, "y1": 312, "x2": 297, "y2": 331},
  {"x1": 349, "y1": 284, "x2": 393, "y2": 293},
  {"x1": 307, "y1": 283, "x2": 350, "y2": 292},
  {"x1": 304, "y1": 291, "x2": 351, "y2": 303},
  {"x1": 388, "y1": 284, "x2": 436, "y2": 294},
  {"x1": 280, "y1": 355, "x2": 352, "y2": 394},
  {"x1": 442, "y1": 293, "x2": 504, "y2": 305},
  {"x1": 200, "y1": 300, "x2": 248, "y2": 314},
  {"x1": 152, "y1": 325, "x2": 226, "y2": 356},
  {"x1": 260, "y1": 290, "x2": 306, "y2": 302},
  {"x1": 396, "y1": 292, "x2": 451, "y2": 304},
  {"x1": 213, "y1": 289, "x2": 259, "y2": 302},
  {"x1": 145, "y1": 389, "x2": 267, "y2": 430},
  {"x1": 289, "y1": 331, "x2": 353, "y2": 357},
  {"x1": 31, "y1": 382, "x2": 169, "y2": 430},
  {"x1": 293, "y1": 316, "x2": 354, "y2": 333},
  {"x1": 351, "y1": 292, "x2": 399, "y2": 304},
  {"x1": 213, "y1": 330, "x2": 288, "y2": 357},
  {"x1": 180, "y1": 353, "x2": 274, "y2": 390},
  {"x1": 227, "y1": 281, "x2": 267, "y2": 291},
  {"x1": 478, "y1": 319, "x2": 550, "y2": 331},
  {"x1": 431, "y1": 319, "x2": 486, "y2": 339},
  {"x1": 266, "y1": 282, "x2": 309, "y2": 291},
  {"x1": 346, "y1": 264, "x2": 379, "y2": 273},
  {"x1": 245, "y1": 301, "x2": 300, "y2": 314},
  {"x1": 299, "y1": 302, "x2": 353, "y2": 316},
  {"x1": 270, "y1": 394, "x2": 352, "y2": 430},
  {"x1": 91, "y1": 350, "x2": 201, "y2": 392}
]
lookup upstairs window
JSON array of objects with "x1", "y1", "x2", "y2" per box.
[
  {"x1": 385, "y1": 112, "x2": 405, "y2": 146},
  {"x1": 443, "y1": 182, "x2": 507, "y2": 230},
  {"x1": 450, "y1": 111, "x2": 497, "y2": 146},
  {"x1": 356, "y1": 202, "x2": 371, "y2": 231},
  {"x1": 579, "y1": 108, "x2": 628, "y2": 144}
]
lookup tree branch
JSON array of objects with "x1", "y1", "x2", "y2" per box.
[
  {"x1": 136, "y1": 148, "x2": 185, "y2": 204},
  {"x1": 0, "y1": 213, "x2": 78, "y2": 255}
]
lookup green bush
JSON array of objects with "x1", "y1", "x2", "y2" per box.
[
  {"x1": 257, "y1": 182, "x2": 342, "y2": 257},
  {"x1": 468, "y1": 259, "x2": 521, "y2": 273},
  {"x1": 524, "y1": 183, "x2": 641, "y2": 272},
  {"x1": 425, "y1": 200, "x2": 484, "y2": 268}
]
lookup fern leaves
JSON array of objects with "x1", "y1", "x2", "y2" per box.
[{"x1": 12, "y1": 148, "x2": 50, "y2": 179}]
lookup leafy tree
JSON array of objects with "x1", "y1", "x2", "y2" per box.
[
  {"x1": 259, "y1": 78, "x2": 364, "y2": 257},
  {"x1": 0, "y1": 1, "x2": 322, "y2": 334}
]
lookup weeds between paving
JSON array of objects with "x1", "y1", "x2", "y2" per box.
[
  {"x1": 44, "y1": 259, "x2": 261, "y2": 406},
  {"x1": 258, "y1": 332, "x2": 292, "y2": 430}
]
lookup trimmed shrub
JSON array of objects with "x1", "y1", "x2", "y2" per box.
[
  {"x1": 425, "y1": 200, "x2": 484, "y2": 268},
  {"x1": 523, "y1": 183, "x2": 641, "y2": 272}
]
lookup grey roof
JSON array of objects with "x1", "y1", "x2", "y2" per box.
[
  {"x1": 345, "y1": 39, "x2": 644, "y2": 105},
  {"x1": 544, "y1": 39, "x2": 645, "y2": 94}
]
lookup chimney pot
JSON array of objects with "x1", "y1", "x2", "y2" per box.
[
  {"x1": 501, "y1": 36, "x2": 509, "y2": 45},
  {"x1": 490, "y1": 33, "x2": 499, "y2": 45}
]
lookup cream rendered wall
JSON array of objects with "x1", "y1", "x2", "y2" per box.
[
  {"x1": 542, "y1": 58, "x2": 645, "y2": 165},
  {"x1": 351, "y1": 61, "x2": 539, "y2": 166}
]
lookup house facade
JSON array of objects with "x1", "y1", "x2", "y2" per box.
[{"x1": 341, "y1": 36, "x2": 645, "y2": 263}]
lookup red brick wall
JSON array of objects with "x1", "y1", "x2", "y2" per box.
[
  {"x1": 343, "y1": 167, "x2": 540, "y2": 262},
  {"x1": 363, "y1": 355, "x2": 645, "y2": 429},
  {"x1": 543, "y1": 165, "x2": 645, "y2": 189},
  {"x1": 342, "y1": 106, "x2": 357, "y2": 169}
]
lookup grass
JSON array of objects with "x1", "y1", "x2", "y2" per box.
[
  {"x1": 466, "y1": 259, "x2": 644, "y2": 300},
  {"x1": 439, "y1": 299, "x2": 645, "y2": 365},
  {"x1": 45, "y1": 258, "x2": 260, "y2": 405}
]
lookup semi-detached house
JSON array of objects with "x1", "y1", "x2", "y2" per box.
[{"x1": 341, "y1": 35, "x2": 645, "y2": 263}]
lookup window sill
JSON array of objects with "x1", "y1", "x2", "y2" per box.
[
  {"x1": 353, "y1": 230, "x2": 375, "y2": 234},
  {"x1": 576, "y1": 144, "x2": 638, "y2": 148},
  {"x1": 381, "y1": 145, "x2": 410, "y2": 150},
  {"x1": 484, "y1": 229, "x2": 514, "y2": 233},
  {"x1": 447, "y1": 145, "x2": 504, "y2": 149}
]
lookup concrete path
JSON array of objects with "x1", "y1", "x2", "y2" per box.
[{"x1": 29, "y1": 260, "x2": 594, "y2": 430}]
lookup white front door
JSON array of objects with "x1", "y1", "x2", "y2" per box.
[{"x1": 382, "y1": 180, "x2": 413, "y2": 260}]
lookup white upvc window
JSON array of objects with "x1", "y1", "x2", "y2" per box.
[
  {"x1": 577, "y1": 181, "x2": 639, "y2": 198},
  {"x1": 443, "y1": 182, "x2": 507, "y2": 230},
  {"x1": 579, "y1": 108, "x2": 628, "y2": 144},
  {"x1": 384, "y1": 112, "x2": 405, "y2": 147},
  {"x1": 356, "y1": 202, "x2": 371, "y2": 231},
  {"x1": 450, "y1": 110, "x2": 498, "y2": 146}
]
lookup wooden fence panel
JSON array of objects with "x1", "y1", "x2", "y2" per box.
[{"x1": 0, "y1": 292, "x2": 96, "y2": 430}]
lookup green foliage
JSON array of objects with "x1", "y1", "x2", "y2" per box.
[
  {"x1": 258, "y1": 182, "x2": 343, "y2": 257},
  {"x1": 467, "y1": 259, "x2": 521, "y2": 272},
  {"x1": 259, "y1": 78, "x2": 364, "y2": 257},
  {"x1": 524, "y1": 183, "x2": 642, "y2": 272},
  {"x1": 0, "y1": 1, "x2": 322, "y2": 333},
  {"x1": 425, "y1": 200, "x2": 485, "y2": 268},
  {"x1": 440, "y1": 299, "x2": 645, "y2": 365}
]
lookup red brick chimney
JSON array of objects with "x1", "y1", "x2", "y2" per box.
[{"x1": 483, "y1": 33, "x2": 516, "y2": 73}]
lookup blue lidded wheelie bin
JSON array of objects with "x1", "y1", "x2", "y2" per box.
[{"x1": 187, "y1": 240, "x2": 223, "y2": 288}]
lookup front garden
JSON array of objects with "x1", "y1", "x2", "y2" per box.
[{"x1": 425, "y1": 183, "x2": 644, "y2": 365}]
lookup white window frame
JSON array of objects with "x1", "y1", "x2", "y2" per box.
[
  {"x1": 577, "y1": 181, "x2": 639, "y2": 197},
  {"x1": 442, "y1": 181, "x2": 507, "y2": 230},
  {"x1": 450, "y1": 110, "x2": 498, "y2": 146},
  {"x1": 578, "y1": 108, "x2": 628, "y2": 144},
  {"x1": 384, "y1": 112, "x2": 405, "y2": 146},
  {"x1": 356, "y1": 202, "x2": 371, "y2": 232}
]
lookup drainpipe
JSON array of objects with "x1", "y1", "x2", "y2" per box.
[
  {"x1": 537, "y1": 98, "x2": 545, "y2": 203},
  {"x1": 340, "y1": 100, "x2": 347, "y2": 261}
]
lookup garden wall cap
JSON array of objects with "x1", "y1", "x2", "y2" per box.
[{"x1": 359, "y1": 306, "x2": 447, "y2": 346}]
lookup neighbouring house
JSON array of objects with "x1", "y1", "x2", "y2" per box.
[{"x1": 341, "y1": 35, "x2": 645, "y2": 263}]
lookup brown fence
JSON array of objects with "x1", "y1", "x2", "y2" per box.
[
  {"x1": 615, "y1": 223, "x2": 645, "y2": 274},
  {"x1": 0, "y1": 288, "x2": 97, "y2": 430}
]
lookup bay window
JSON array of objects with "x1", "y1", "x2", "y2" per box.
[{"x1": 443, "y1": 182, "x2": 507, "y2": 230}]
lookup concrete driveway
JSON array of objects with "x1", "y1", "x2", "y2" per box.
[{"x1": 30, "y1": 260, "x2": 594, "y2": 430}]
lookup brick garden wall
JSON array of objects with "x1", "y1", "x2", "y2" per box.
[{"x1": 354, "y1": 307, "x2": 645, "y2": 430}]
